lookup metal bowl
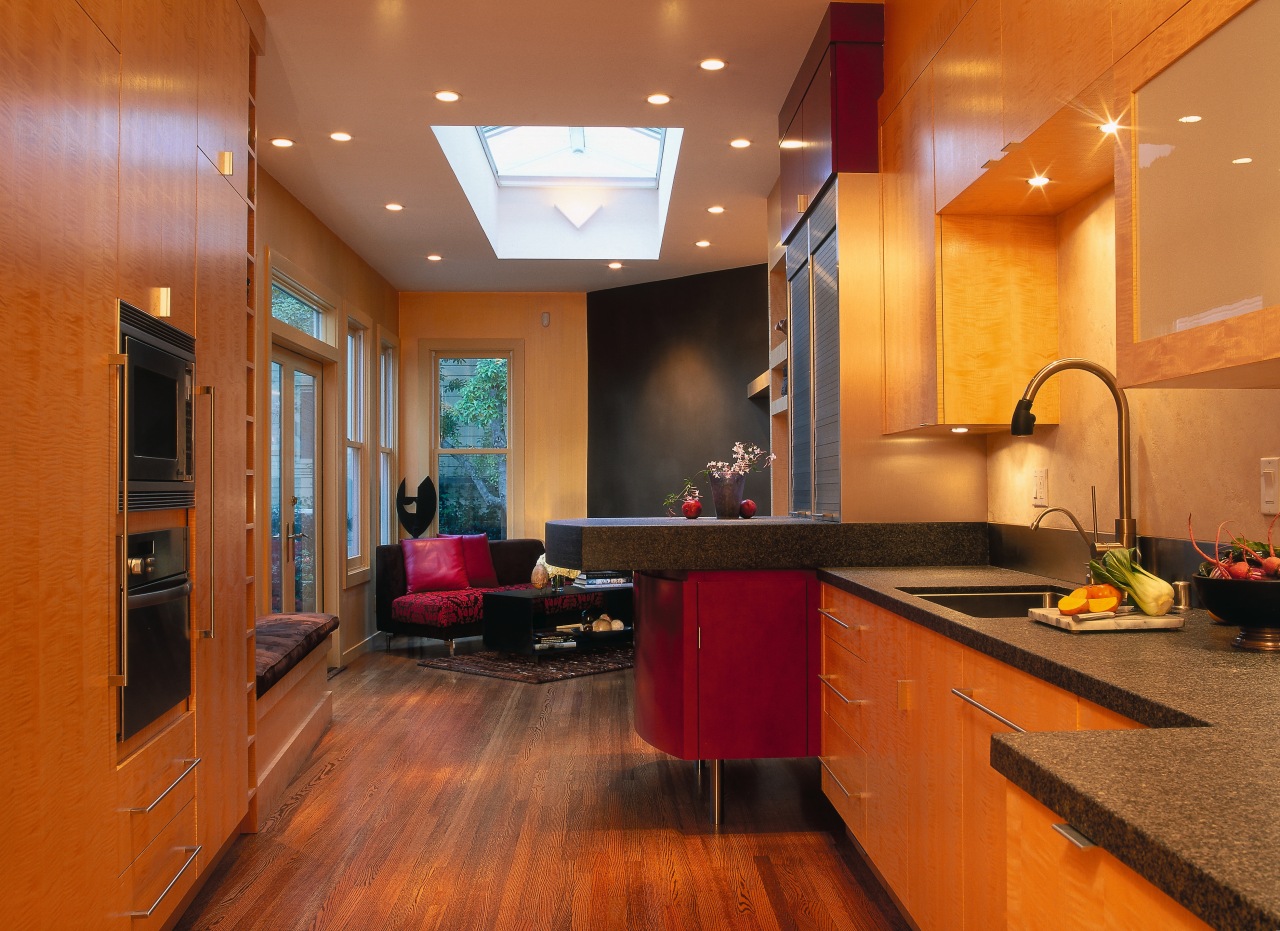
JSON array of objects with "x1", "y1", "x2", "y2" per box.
[{"x1": 1193, "y1": 576, "x2": 1280, "y2": 650}]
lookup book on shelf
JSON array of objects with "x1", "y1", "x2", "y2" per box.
[{"x1": 578, "y1": 571, "x2": 631, "y2": 587}]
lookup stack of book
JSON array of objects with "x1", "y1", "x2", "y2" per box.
[{"x1": 578, "y1": 570, "x2": 631, "y2": 587}]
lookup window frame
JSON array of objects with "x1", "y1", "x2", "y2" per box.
[
  {"x1": 344, "y1": 314, "x2": 371, "y2": 576},
  {"x1": 377, "y1": 329, "x2": 399, "y2": 546}
]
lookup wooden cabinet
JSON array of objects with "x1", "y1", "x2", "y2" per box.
[
  {"x1": 777, "y1": 3, "x2": 883, "y2": 244},
  {"x1": 118, "y1": 0, "x2": 199, "y2": 332},
  {"x1": 1006, "y1": 783, "x2": 1213, "y2": 930},
  {"x1": 634, "y1": 571, "x2": 818, "y2": 761},
  {"x1": 0, "y1": 1, "x2": 123, "y2": 927},
  {"x1": 194, "y1": 155, "x2": 250, "y2": 863},
  {"x1": 932, "y1": 0, "x2": 1003, "y2": 210},
  {"x1": 197, "y1": 0, "x2": 251, "y2": 202}
]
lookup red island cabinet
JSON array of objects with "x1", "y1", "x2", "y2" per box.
[{"x1": 633, "y1": 570, "x2": 819, "y2": 820}]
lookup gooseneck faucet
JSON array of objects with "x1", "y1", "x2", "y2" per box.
[{"x1": 1011, "y1": 358, "x2": 1138, "y2": 551}]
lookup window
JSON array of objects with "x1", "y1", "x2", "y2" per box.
[
  {"x1": 271, "y1": 280, "x2": 324, "y2": 339},
  {"x1": 477, "y1": 126, "x2": 667, "y2": 188},
  {"x1": 434, "y1": 355, "x2": 509, "y2": 539},
  {"x1": 378, "y1": 340, "x2": 397, "y2": 546},
  {"x1": 345, "y1": 323, "x2": 367, "y2": 568}
]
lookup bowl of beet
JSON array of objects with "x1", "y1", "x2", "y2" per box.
[{"x1": 1193, "y1": 574, "x2": 1280, "y2": 650}]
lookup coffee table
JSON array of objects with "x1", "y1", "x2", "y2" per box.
[{"x1": 482, "y1": 584, "x2": 634, "y2": 656}]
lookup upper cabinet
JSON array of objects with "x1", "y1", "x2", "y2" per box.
[
  {"x1": 198, "y1": 0, "x2": 252, "y2": 203},
  {"x1": 1115, "y1": 0, "x2": 1280, "y2": 387},
  {"x1": 778, "y1": 3, "x2": 883, "y2": 244}
]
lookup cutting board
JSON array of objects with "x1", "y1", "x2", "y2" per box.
[{"x1": 1029, "y1": 607, "x2": 1185, "y2": 632}]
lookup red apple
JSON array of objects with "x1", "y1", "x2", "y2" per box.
[
  {"x1": 739, "y1": 499, "x2": 757, "y2": 518},
  {"x1": 681, "y1": 499, "x2": 702, "y2": 519}
]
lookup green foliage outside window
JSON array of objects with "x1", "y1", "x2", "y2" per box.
[{"x1": 438, "y1": 358, "x2": 508, "y2": 539}]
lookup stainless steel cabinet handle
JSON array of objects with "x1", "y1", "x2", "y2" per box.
[
  {"x1": 1052, "y1": 822, "x2": 1096, "y2": 849},
  {"x1": 818, "y1": 609, "x2": 849, "y2": 630},
  {"x1": 129, "y1": 845, "x2": 201, "y2": 917},
  {"x1": 818, "y1": 675, "x2": 865, "y2": 706},
  {"x1": 127, "y1": 758, "x2": 200, "y2": 814},
  {"x1": 819, "y1": 760, "x2": 866, "y2": 799},
  {"x1": 111, "y1": 351, "x2": 129, "y2": 688},
  {"x1": 197, "y1": 385, "x2": 215, "y2": 639},
  {"x1": 950, "y1": 687, "x2": 1027, "y2": 733}
]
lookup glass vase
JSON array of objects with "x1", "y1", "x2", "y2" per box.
[{"x1": 709, "y1": 472, "x2": 746, "y2": 519}]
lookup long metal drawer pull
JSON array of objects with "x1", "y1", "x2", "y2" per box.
[
  {"x1": 1052, "y1": 822, "x2": 1096, "y2": 849},
  {"x1": 197, "y1": 385, "x2": 215, "y2": 639},
  {"x1": 111, "y1": 350, "x2": 129, "y2": 688},
  {"x1": 817, "y1": 609, "x2": 849, "y2": 630},
  {"x1": 818, "y1": 675, "x2": 864, "y2": 706},
  {"x1": 127, "y1": 758, "x2": 201, "y2": 814},
  {"x1": 819, "y1": 758, "x2": 870, "y2": 799},
  {"x1": 129, "y1": 845, "x2": 201, "y2": 918},
  {"x1": 950, "y1": 688, "x2": 1027, "y2": 733}
]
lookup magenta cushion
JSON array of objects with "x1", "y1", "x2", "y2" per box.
[
  {"x1": 441, "y1": 533, "x2": 500, "y2": 588},
  {"x1": 402, "y1": 537, "x2": 470, "y2": 593}
]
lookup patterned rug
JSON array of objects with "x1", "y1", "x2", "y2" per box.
[{"x1": 418, "y1": 646, "x2": 634, "y2": 683}]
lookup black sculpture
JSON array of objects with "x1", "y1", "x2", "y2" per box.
[{"x1": 396, "y1": 475, "x2": 438, "y2": 538}]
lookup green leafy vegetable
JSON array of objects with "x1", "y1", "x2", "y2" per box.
[{"x1": 1088, "y1": 548, "x2": 1174, "y2": 617}]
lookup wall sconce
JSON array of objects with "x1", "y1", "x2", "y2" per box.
[
  {"x1": 216, "y1": 151, "x2": 234, "y2": 175},
  {"x1": 153, "y1": 286, "x2": 171, "y2": 318},
  {"x1": 541, "y1": 312, "x2": 550, "y2": 328}
]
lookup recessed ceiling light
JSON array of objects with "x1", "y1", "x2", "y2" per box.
[
  {"x1": 646, "y1": 93, "x2": 671, "y2": 105},
  {"x1": 695, "y1": 240, "x2": 711, "y2": 248},
  {"x1": 385, "y1": 203, "x2": 404, "y2": 211},
  {"x1": 779, "y1": 139, "x2": 804, "y2": 149},
  {"x1": 950, "y1": 427, "x2": 970, "y2": 433},
  {"x1": 607, "y1": 262, "x2": 622, "y2": 269},
  {"x1": 435, "y1": 90, "x2": 461, "y2": 102},
  {"x1": 1027, "y1": 175, "x2": 1050, "y2": 187},
  {"x1": 1178, "y1": 115, "x2": 1202, "y2": 123},
  {"x1": 330, "y1": 131, "x2": 352, "y2": 142},
  {"x1": 707, "y1": 205, "x2": 725, "y2": 214},
  {"x1": 700, "y1": 58, "x2": 726, "y2": 71},
  {"x1": 426, "y1": 254, "x2": 442, "y2": 262},
  {"x1": 1099, "y1": 122, "x2": 1120, "y2": 135},
  {"x1": 729, "y1": 138, "x2": 751, "y2": 149},
  {"x1": 1232, "y1": 157, "x2": 1253, "y2": 164},
  {"x1": 270, "y1": 137, "x2": 294, "y2": 148}
]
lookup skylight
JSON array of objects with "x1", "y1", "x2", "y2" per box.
[{"x1": 477, "y1": 126, "x2": 666, "y2": 187}]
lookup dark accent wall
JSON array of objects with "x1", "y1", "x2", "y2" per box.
[{"x1": 587, "y1": 265, "x2": 770, "y2": 517}]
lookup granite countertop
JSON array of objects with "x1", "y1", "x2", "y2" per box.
[{"x1": 821, "y1": 565, "x2": 1280, "y2": 931}]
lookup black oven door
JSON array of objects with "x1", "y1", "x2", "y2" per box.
[
  {"x1": 120, "y1": 576, "x2": 192, "y2": 741},
  {"x1": 123, "y1": 335, "x2": 193, "y2": 484}
]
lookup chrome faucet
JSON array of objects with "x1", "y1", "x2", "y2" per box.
[
  {"x1": 1011, "y1": 358, "x2": 1138, "y2": 551},
  {"x1": 1031, "y1": 488, "x2": 1127, "y2": 581}
]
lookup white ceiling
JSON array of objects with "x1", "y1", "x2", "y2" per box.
[{"x1": 254, "y1": 0, "x2": 833, "y2": 293}]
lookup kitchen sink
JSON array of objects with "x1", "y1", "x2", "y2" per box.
[{"x1": 898, "y1": 587, "x2": 1072, "y2": 618}]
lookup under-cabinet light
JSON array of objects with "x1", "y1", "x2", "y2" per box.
[{"x1": 1027, "y1": 175, "x2": 1050, "y2": 187}]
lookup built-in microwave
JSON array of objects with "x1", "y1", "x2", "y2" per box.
[{"x1": 118, "y1": 300, "x2": 195, "y2": 511}]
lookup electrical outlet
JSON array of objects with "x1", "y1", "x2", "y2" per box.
[
  {"x1": 1032, "y1": 468, "x2": 1049, "y2": 508},
  {"x1": 1262, "y1": 457, "x2": 1279, "y2": 514}
]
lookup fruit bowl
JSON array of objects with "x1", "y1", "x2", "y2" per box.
[{"x1": 1193, "y1": 575, "x2": 1280, "y2": 650}]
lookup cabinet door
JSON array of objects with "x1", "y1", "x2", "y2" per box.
[
  {"x1": 811, "y1": 229, "x2": 840, "y2": 520},
  {"x1": 800, "y1": 48, "x2": 834, "y2": 207},
  {"x1": 788, "y1": 260, "x2": 812, "y2": 515},
  {"x1": 780, "y1": 111, "x2": 806, "y2": 244},
  {"x1": 881, "y1": 70, "x2": 939, "y2": 433},
  {"x1": 197, "y1": 0, "x2": 250, "y2": 203},
  {"x1": 958, "y1": 648, "x2": 1078, "y2": 931},
  {"x1": 932, "y1": 0, "x2": 1002, "y2": 209},
  {"x1": 1006, "y1": 783, "x2": 1212, "y2": 930},
  {"x1": 119, "y1": 0, "x2": 199, "y2": 332},
  {"x1": 0, "y1": 0, "x2": 124, "y2": 926},
  {"x1": 194, "y1": 158, "x2": 249, "y2": 856}
]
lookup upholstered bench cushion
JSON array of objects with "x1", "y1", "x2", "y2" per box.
[
  {"x1": 390, "y1": 584, "x2": 534, "y2": 631},
  {"x1": 255, "y1": 612, "x2": 339, "y2": 697}
]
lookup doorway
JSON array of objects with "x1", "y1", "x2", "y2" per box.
[{"x1": 270, "y1": 348, "x2": 322, "y2": 613}]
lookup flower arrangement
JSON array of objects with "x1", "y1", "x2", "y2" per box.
[{"x1": 662, "y1": 442, "x2": 774, "y2": 516}]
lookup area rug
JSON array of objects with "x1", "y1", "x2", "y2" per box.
[{"x1": 418, "y1": 647, "x2": 634, "y2": 683}]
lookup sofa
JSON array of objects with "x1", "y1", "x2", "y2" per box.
[{"x1": 375, "y1": 536, "x2": 547, "y2": 654}]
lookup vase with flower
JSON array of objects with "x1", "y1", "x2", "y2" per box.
[{"x1": 705, "y1": 442, "x2": 774, "y2": 519}]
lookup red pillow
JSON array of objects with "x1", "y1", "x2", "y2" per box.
[
  {"x1": 441, "y1": 533, "x2": 500, "y2": 588},
  {"x1": 401, "y1": 537, "x2": 470, "y2": 593}
]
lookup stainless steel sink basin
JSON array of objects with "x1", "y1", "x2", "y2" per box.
[{"x1": 898, "y1": 587, "x2": 1072, "y2": 618}]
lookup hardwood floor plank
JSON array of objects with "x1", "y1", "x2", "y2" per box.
[{"x1": 176, "y1": 642, "x2": 907, "y2": 931}]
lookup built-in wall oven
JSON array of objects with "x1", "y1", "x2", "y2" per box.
[
  {"x1": 118, "y1": 300, "x2": 195, "y2": 511},
  {"x1": 119, "y1": 527, "x2": 191, "y2": 741}
]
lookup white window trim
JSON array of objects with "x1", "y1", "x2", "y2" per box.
[
  {"x1": 344, "y1": 308, "x2": 373, "y2": 581},
  {"x1": 377, "y1": 328, "x2": 399, "y2": 547}
]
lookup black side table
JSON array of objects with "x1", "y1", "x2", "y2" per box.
[{"x1": 482, "y1": 585, "x2": 634, "y2": 655}]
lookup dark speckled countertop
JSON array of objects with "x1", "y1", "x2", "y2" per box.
[{"x1": 822, "y1": 565, "x2": 1280, "y2": 931}]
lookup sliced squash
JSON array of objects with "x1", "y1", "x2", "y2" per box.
[{"x1": 1058, "y1": 593, "x2": 1089, "y2": 615}]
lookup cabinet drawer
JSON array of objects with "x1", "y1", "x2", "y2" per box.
[
  {"x1": 820, "y1": 635, "x2": 866, "y2": 740},
  {"x1": 821, "y1": 712, "x2": 867, "y2": 840},
  {"x1": 122, "y1": 798, "x2": 199, "y2": 931},
  {"x1": 819, "y1": 586, "x2": 864, "y2": 657},
  {"x1": 117, "y1": 714, "x2": 196, "y2": 872},
  {"x1": 960, "y1": 648, "x2": 1077, "y2": 733}
]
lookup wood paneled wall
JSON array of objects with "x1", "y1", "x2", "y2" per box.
[{"x1": 398, "y1": 292, "x2": 588, "y2": 542}]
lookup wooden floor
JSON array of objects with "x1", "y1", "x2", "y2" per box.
[{"x1": 176, "y1": 639, "x2": 909, "y2": 931}]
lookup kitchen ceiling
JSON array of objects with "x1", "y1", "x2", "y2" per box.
[{"x1": 255, "y1": 0, "x2": 833, "y2": 292}]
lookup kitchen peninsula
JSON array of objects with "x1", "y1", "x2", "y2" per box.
[{"x1": 545, "y1": 518, "x2": 1280, "y2": 930}]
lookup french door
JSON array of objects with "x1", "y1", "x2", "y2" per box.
[{"x1": 270, "y1": 349, "x2": 322, "y2": 613}]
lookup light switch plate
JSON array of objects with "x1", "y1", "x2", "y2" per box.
[
  {"x1": 1261, "y1": 457, "x2": 1278, "y2": 514},
  {"x1": 1032, "y1": 468, "x2": 1049, "y2": 508}
]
